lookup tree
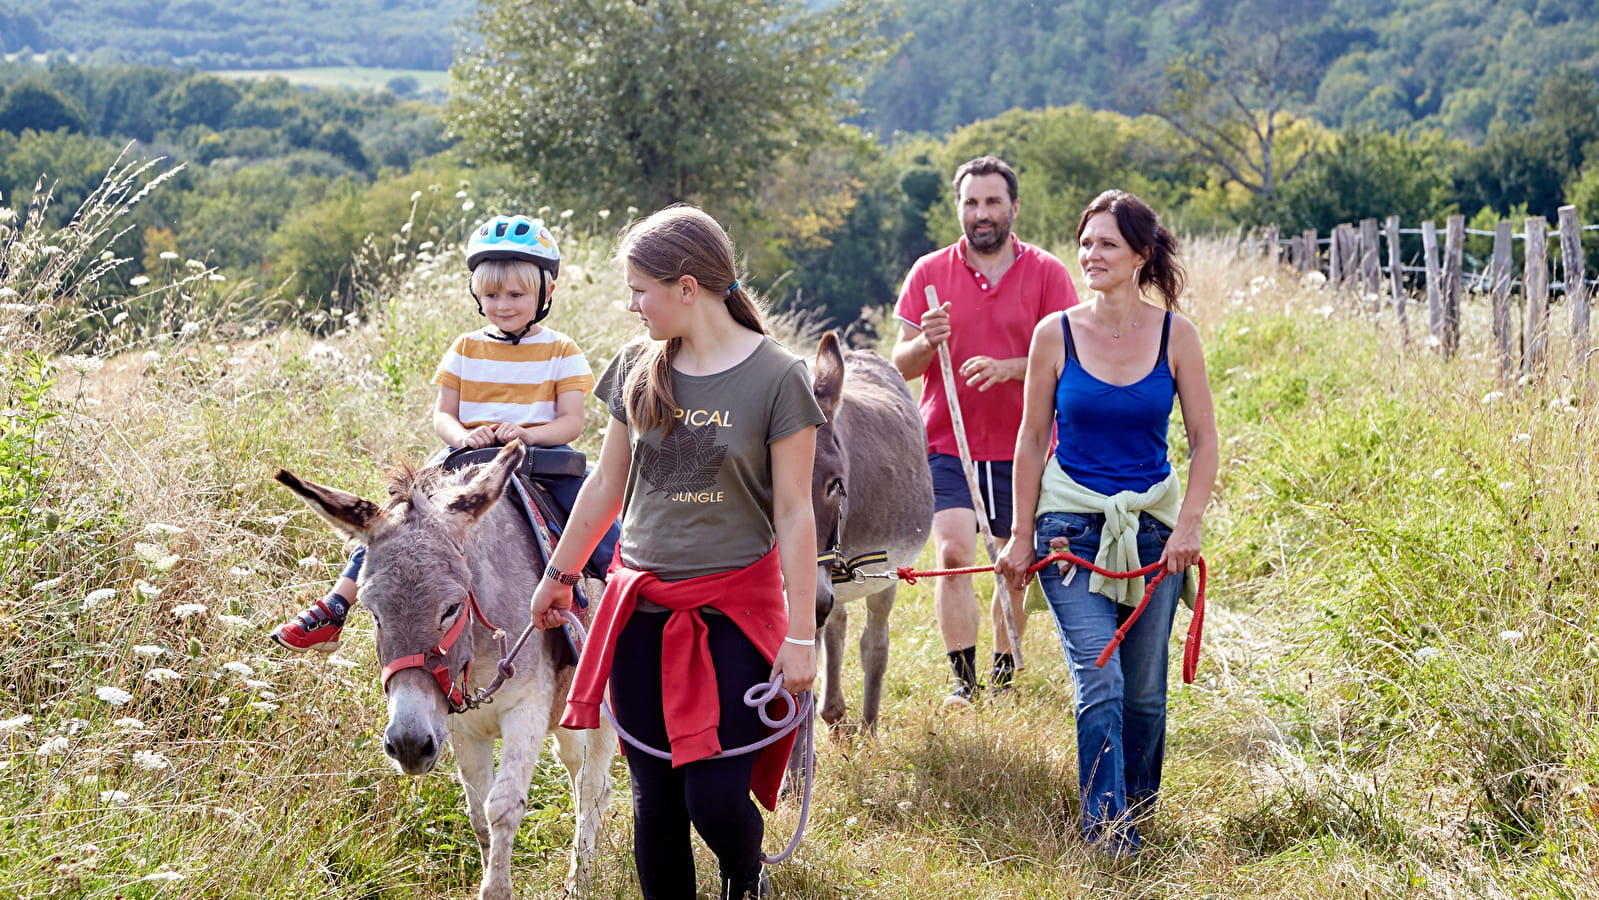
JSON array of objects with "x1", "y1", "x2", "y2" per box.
[
  {"x1": 1151, "y1": 0, "x2": 1326, "y2": 211},
  {"x1": 1276, "y1": 128, "x2": 1453, "y2": 233},
  {"x1": 0, "y1": 80, "x2": 89, "y2": 135},
  {"x1": 447, "y1": 0, "x2": 890, "y2": 215}
]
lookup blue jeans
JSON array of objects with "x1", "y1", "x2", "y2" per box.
[{"x1": 1034, "y1": 511, "x2": 1183, "y2": 850}]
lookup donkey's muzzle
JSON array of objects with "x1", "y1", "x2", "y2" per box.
[{"x1": 384, "y1": 726, "x2": 441, "y2": 775}]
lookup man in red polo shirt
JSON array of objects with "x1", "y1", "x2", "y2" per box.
[{"x1": 892, "y1": 156, "x2": 1078, "y2": 705}]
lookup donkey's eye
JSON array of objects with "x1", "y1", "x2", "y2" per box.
[
  {"x1": 441, "y1": 602, "x2": 462, "y2": 624},
  {"x1": 827, "y1": 478, "x2": 845, "y2": 497}
]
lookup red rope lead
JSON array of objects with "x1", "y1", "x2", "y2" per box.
[{"x1": 895, "y1": 552, "x2": 1209, "y2": 684}]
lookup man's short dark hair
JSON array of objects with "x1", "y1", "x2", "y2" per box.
[{"x1": 953, "y1": 156, "x2": 1019, "y2": 204}]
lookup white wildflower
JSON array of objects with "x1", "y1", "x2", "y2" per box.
[
  {"x1": 417, "y1": 241, "x2": 435, "y2": 251},
  {"x1": 95, "y1": 686, "x2": 134, "y2": 706},
  {"x1": 31, "y1": 577, "x2": 62, "y2": 593},
  {"x1": 99, "y1": 790, "x2": 132, "y2": 805},
  {"x1": 598, "y1": 209, "x2": 611, "y2": 220},
  {"x1": 42, "y1": 245, "x2": 63, "y2": 256},
  {"x1": 228, "y1": 565, "x2": 254, "y2": 576},
  {"x1": 112, "y1": 717, "x2": 145, "y2": 729},
  {"x1": 135, "y1": 543, "x2": 180, "y2": 572},
  {"x1": 249, "y1": 701, "x2": 279, "y2": 713},
  {"x1": 59, "y1": 718, "x2": 89, "y2": 735},
  {"x1": 139, "y1": 871, "x2": 183, "y2": 883},
  {"x1": 1431, "y1": 467, "x2": 1448, "y2": 479},
  {"x1": 297, "y1": 556, "x2": 323, "y2": 569},
  {"x1": 409, "y1": 190, "x2": 422, "y2": 202},
  {"x1": 244, "y1": 680, "x2": 271, "y2": 691},
  {"x1": 327, "y1": 656, "x2": 360, "y2": 669},
  {"x1": 131, "y1": 750, "x2": 170, "y2": 770},
  {"x1": 208, "y1": 274, "x2": 225, "y2": 282},
  {"x1": 1510, "y1": 433, "x2": 1531, "y2": 445},
  {"x1": 112, "y1": 311, "x2": 130, "y2": 326},
  {"x1": 132, "y1": 645, "x2": 167, "y2": 658},
  {"x1": 171, "y1": 603, "x2": 207, "y2": 619},
  {"x1": 263, "y1": 515, "x2": 289, "y2": 528},
  {"x1": 36, "y1": 736, "x2": 69, "y2": 757},
  {"x1": 159, "y1": 251, "x2": 179, "y2": 261},
  {"x1": 63, "y1": 355, "x2": 104, "y2": 377},
  {"x1": 1499, "y1": 629, "x2": 1523, "y2": 643},
  {"x1": 145, "y1": 523, "x2": 184, "y2": 535},
  {"x1": 142, "y1": 350, "x2": 162, "y2": 364},
  {"x1": 218, "y1": 615, "x2": 253, "y2": 629},
  {"x1": 179, "y1": 321, "x2": 201, "y2": 337},
  {"x1": 0, "y1": 714, "x2": 33, "y2": 731},
  {"x1": 184, "y1": 259, "x2": 205, "y2": 270},
  {"x1": 1481, "y1": 391, "x2": 1505, "y2": 404},
  {"x1": 83, "y1": 588, "x2": 118, "y2": 607},
  {"x1": 221, "y1": 661, "x2": 254, "y2": 678},
  {"x1": 461, "y1": 199, "x2": 475, "y2": 212},
  {"x1": 135, "y1": 581, "x2": 161, "y2": 599},
  {"x1": 454, "y1": 189, "x2": 468, "y2": 198},
  {"x1": 145, "y1": 668, "x2": 181, "y2": 683},
  {"x1": 129, "y1": 275, "x2": 150, "y2": 287},
  {"x1": 560, "y1": 209, "x2": 574, "y2": 219}
]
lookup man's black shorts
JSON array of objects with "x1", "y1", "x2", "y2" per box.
[{"x1": 928, "y1": 452, "x2": 1013, "y2": 540}]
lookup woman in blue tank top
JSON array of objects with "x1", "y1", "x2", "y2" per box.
[{"x1": 995, "y1": 190, "x2": 1218, "y2": 858}]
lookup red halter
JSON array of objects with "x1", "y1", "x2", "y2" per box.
[{"x1": 379, "y1": 591, "x2": 501, "y2": 713}]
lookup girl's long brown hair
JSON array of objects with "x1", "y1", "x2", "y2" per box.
[{"x1": 620, "y1": 205, "x2": 766, "y2": 436}]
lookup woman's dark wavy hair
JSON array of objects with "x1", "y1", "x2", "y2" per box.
[{"x1": 1076, "y1": 190, "x2": 1186, "y2": 310}]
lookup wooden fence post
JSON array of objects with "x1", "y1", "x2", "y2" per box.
[
  {"x1": 1524, "y1": 216, "x2": 1549, "y2": 372},
  {"x1": 1360, "y1": 218, "x2": 1381, "y2": 310},
  {"x1": 1303, "y1": 228, "x2": 1318, "y2": 274},
  {"x1": 1490, "y1": 220, "x2": 1514, "y2": 380},
  {"x1": 1264, "y1": 225, "x2": 1280, "y2": 266},
  {"x1": 1443, "y1": 215, "x2": 1465, "y2": 356},
  {"x1": 1338, "y1": 223, "x2": 1359, "y2": 297},
  {"x1": 1385, "y1": 215, "x2": 1406, "y2": 340},
  {"x1": 1423, "y1": 220, "x2": 1442, "y2": 344},
  {"x1": 1559, "y1": 205, "x2": 1588, "y2": 368}
]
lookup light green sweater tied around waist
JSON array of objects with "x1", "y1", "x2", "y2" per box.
[{"x1": 1029, "y1": 458, "x2": 1198, "y2": 610}]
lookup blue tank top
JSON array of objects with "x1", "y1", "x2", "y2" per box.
[{"x1": 1053, "y1": 311, "x2": 1176, "y2": 496}]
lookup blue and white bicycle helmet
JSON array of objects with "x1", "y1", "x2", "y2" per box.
[
  {"x1": 464, "y1": 215, "x2": 561, "y2": 337},
  {"x1": 465, "y1": 215, "x2": 560, "y2": 276}
]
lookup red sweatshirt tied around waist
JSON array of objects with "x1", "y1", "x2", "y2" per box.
[{"x1": 560, "y1": 546, "x2": 794, "y2": 811}]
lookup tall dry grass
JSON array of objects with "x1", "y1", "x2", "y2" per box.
[{"x1": 2, "y1": 166, "x2": 1597, "y2": 899}]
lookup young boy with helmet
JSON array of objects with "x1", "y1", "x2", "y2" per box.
[{"x1": 271, "y1": 214, "x2": 620, "y2": 652}]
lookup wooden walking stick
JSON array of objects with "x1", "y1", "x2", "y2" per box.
[{"x1": 924, "y1": 284, "x2": 1024, "y2": 671}]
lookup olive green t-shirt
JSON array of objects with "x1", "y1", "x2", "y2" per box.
[{"x1": 598, "y1": 336, "x2": 826, "y2": 582}]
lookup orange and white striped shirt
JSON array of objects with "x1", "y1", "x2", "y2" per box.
[{"x1": 433, "y1": 327, "x2": 596, "y2": 427}]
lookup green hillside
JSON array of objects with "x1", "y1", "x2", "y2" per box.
[
  {"x1": 0, "y1": 0, "x2": 472, "y2": 70},
  {"x1": 862, "y1": 0, "x2": 1599, "y2": 139}
]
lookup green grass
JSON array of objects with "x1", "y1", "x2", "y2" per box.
[{"x1": 4, "y1": 182, "x2": 1599, "y2": 898}]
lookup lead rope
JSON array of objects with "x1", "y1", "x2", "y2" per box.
[
  {"x1": 559, "y1": 609, "x2": 815, "y2": 865},
  {"x1": 894, "y1": 551, "x2": 1209, "y2": 684}
]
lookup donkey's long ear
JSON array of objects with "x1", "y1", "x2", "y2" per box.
[
  {"x1": 443, "y1": 441, "x2": 523, "y2": 531},
  {"x1": 275, "y1": 469, "x2": 384, "y2": 541},
  {"x1": 812, "y1": 331, "x2": 846, "y2": 423}
]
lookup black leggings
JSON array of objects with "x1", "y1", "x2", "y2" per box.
[{"x1": 611, "y1": 610, "x2": 770, "y2": 900}]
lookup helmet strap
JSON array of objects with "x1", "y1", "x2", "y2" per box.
[
  {"x1": 467, "y1": 275, "x2": 485, "y2": 317},
  {"x1": 532, "y1": 267, "x2": 553, "y2": 325}
]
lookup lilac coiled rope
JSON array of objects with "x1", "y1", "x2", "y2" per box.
[{"x1": 560, "y1": 609, "x2": 816, "y2": 864}]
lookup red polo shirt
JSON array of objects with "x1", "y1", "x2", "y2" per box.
[{"x1": 894, "y1": 235, "x2": 1077, "y2": 461}]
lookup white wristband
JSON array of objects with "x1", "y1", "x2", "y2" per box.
[{"x1": 783, "y1": 636, "x2": 816, "y2": 647}]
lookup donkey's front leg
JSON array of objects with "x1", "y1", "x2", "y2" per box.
[
  {"x1": 450, "y1": 725, "x2": 497, "y2": 859},
  {"x1": 477, "y1": 706, "x2": 547, "y2": 900},
  {"x1": 819, "y1": 599, "x2": 849, "y2": 728},
  {"x1": 858, "y1": 587, "x2": 895, "y2": 730}
]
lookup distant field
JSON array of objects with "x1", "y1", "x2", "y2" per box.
[{"x1": 212, "y1": 67, "x2": 450, "y2": 92}]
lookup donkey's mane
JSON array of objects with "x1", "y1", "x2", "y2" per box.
[{"x1": 382, "y1": 460, "x2": 470, "y2": 512}]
